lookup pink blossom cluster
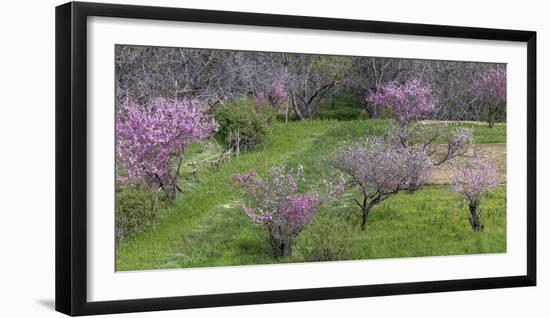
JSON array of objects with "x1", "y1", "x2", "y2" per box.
[
  {"x1": 255, "y1": 80, "x2": 288, "y2": 108},
  {"x1": 368, "y1": 79, "x2": 436, "y2": 124},
  {"x1": 334, "y1": 137, "x2": 434, "y2": 196},
  {"x1": 451, "y1": 155, "x2": 499, "y2": 205},
  {"x1": 333, "y1": 137, "x2": 434, "y2": 230},
  {"x1": 436, "y1": 127, "x2": 474, "y2": 164},
  {"x1": 471, "y1": 67, "x2": 506, "y2": 104},
  {"x1": 233, "y1": 165, "x2": 344, "y2": 256},
  {"x1": 116, "y1": 97, "x2": 219, "y2": 186}
]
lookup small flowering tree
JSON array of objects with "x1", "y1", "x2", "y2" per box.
[
  {"x1": 233, "y1": 165, "x2": 344, "y2": 257},
  {"x1": 471, "y1": 67, "x2": 506, "y2": 127},
  {"x1": 376, "y1": 79, "x2": 472, "y2": 193},
  {"x1": 255, "y1": 80, "x2": 288, "y2": 112},
  {"x1": 383, "y1": 123, "x2": 473, "y2": 193},
  {"x1": 333, "y1": 137, "x2": 434, "y2": 230},
  {"x1": 367, "y1": 79, "x2": 436, "y2": 126},
  {"x1": 369, "y1": 78, "x2": 472, "y2": 193},
  {"x1": 116, "y1": 97, "x2": 219, "y2": 200},
  {"x1": 388, "y1": 122, "x2": 473, "y2": 164},
  {"x1": 451, "y1": 155, "x2": 499, "y2": 231}
]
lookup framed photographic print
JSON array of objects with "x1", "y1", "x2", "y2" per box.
[{"x1": 55, "y1": 1, "x2": 536, "y2": 316}]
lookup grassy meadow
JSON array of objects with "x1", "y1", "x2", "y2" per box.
[{"x1": 115, "y1": 119, "x2": 506, "y2": 271}]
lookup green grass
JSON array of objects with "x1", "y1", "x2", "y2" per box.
[
  {"x1": 456, "y1": 123, "x2": 506, "y2": 144},
  {"x1": 116, "y1": 119, "x2": 507, "y2": 271}
]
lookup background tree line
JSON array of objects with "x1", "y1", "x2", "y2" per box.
[{"x1": 116, "y1": 45, "x2": 506, "y2": 123}]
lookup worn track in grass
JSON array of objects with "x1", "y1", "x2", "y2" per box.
[{"x1": 116, "y1": 120, "x2": 506, "y2": 271}]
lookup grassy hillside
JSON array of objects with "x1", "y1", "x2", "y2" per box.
[{"x1": 116, "y1": 120, "x2": 506, "y2": 271}]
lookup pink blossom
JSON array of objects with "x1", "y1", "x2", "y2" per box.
[
  {"x1": 233, "y1": 165, "x2": 344, "y2": 257},
  {"x1": 471, "y1": 67, "x2": 506, "y2": 105},
  {"x1": 452, "y1": 155, "x2": 499, "y2": 205},
  {"x1": 368, "y1": 79, "x2": 436, "y2": 124},
  {"x1": 255, "y1": 80, "x2": 288, "y2": 108},
  {"x1": 334, "y1": 137, "x2": 434, "y2": 229},
  {"x1": 116, "y1": 97, "x2": 218, "y2": 191}
]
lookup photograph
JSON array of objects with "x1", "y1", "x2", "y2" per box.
[{"x1": 114, "y1": 45, "x2": 507, "y2": 271}]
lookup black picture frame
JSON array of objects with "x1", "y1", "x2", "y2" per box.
[{"x1": 55, "y1": 1, "x2": 536, "y2": 316}]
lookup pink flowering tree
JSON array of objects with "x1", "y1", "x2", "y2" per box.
[
  {"x1": 368, "y1": 78, "x2": 472, "y2": 193},
  {"x1": 116, "y1": 97, "x2": 219, "y2": 200},
  {"x1": 233, "y1": 165, "x2": 344, "y2": 257},
  {"x1": 333, "y1": 137, "x2": 434, "y2": 230},
  {"x1": 388, "y1": 124, "x2": 473, "y2": 193},
  {"x1": 367, "y1": 79, "x2": 436, "y2": 126},
  {"x1": 470, "y1": 67, "x2": 506, "y2": 127},
  {"x1": 255, "y1": 80, "x2": 288, "y2": 112},
  {"x1": 451, "y1": 155, "x2": 499, "y2": 231}
]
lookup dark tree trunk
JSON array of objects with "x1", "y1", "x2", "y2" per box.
[
  {"x1": 488, "y1": 114, "x2": 494, "y2": 128},
  {"x1": 358, "y1": 195, "x2": 381, "y2": 231},
  {"x1": 270, "y1": 235, "x2": 293, "y2": 258},
  {"x1": 487, "y1": 105, "x2": 495, "y2": 128},
  {"x1": 290, "y1": 97, "x2": 305, "y2": 121},
  {"x1": 361, "y1": 208, "x2": 370, "y2": 231},
  {"x1": 361, "y1": 203, "x2": 375, "y2": 231},
  {"x1": 163, "y1": 182, "x2": 177, "y2": 201},
  {"x1": 162, "y1": 156, "x2": 188, "y2": 201},
  {"x1": 468, "y1": 203, "x2": 483, "y2": 231},
  {"x1": 407, "y1": 175, "x2": 420, "y2": 194}
]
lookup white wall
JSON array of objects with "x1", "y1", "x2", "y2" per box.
[{"x1": 0, "y1": 0, "x2": 547, "y2": 316}]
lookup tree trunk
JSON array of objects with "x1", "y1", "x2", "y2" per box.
[
  {"x1": 361, "y1": 205, "x2": 373, "y2": 231},
  {"x1": 358, "y1": 195, "x2": 379, "y2": 231},
  {"x1": 361, "y1": 209, "x2": 369, "y2": 231},
  {"x1": 270, "y1": 236, "x2": 293, "y2": 257},
  {"x1": 468, "y1": 203, "x2": 483, "y2": 231},
  {"x1": 163, "y1": 155, "x2": 185, "y2": 201},
  {"x1": 285, "y1": 100, "x2": 289, "y2": 124},
  {"x1": 164, "y1": 182, "x2": 177, "y2": 201},
  {"x1": 290, "y1": 94, "x2": 305, "y2": 120},
  {"x1": 407, "y1": 175, "x2": 419, "y2": 193},
  {"x1": 487, "y1": 105, "x2": 495, "y2": 128},
  {"x1": 488, "y1": 114, "x2": 494, "y2": 128}
]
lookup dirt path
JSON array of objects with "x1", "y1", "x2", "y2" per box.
[
  {"x1": 429, "y1": 143, "x2": 506, "y2": 184},
  {"x1": 419, "y1": 120, "x2": 505, "y2": 126}
]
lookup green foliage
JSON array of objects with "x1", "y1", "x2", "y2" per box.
[
  {"x1": 318, "y1": 108, "x2": 369, "y2": 121},
  {"x1": 115, "y1": 185, "x2": 158, "y2": 242},
  {"x1": 480, "y1": 102, "x2": 507, "y2": 124},
  {"x1": 296, "y1": 214, "x2": 353, "y2": 262},
  {"x1": 317, "y1": 92, "x2": 369, "y2": 120},
  {"x1": 214, "y1": 98, "x2": 268, "y2": 151}
]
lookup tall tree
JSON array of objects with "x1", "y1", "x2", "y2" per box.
[{"x1": 116, "y1": 97, "x2": 219, "y2": 200}]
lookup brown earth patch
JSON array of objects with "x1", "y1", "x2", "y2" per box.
[
  {"x1": 429, "y1": 143, "x2": 506, "y2": 184},
  {"x1": 419, "y1": 120, "x2": 505, "y2": 126}
]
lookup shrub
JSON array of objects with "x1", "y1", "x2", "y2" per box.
[
  {"x1": 214, "y1": 98, "x2": 268, "y2": 152},
  {"x1": 296, "y1": 216, "x2": 353, "y2": 262},
  {"x1": 318, "y1": 92, "x2": 368, "y2": 120},
  {"x1": 317, "y1": 107, "x2": 369, "y2": 121},
  {"x1": 115, "y1": 185, "x2": 158, "y2": 241}
]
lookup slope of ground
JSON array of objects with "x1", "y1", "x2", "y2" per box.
[{"x1": 116, "y1": 120, "x2": 506, "y2": 271}]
